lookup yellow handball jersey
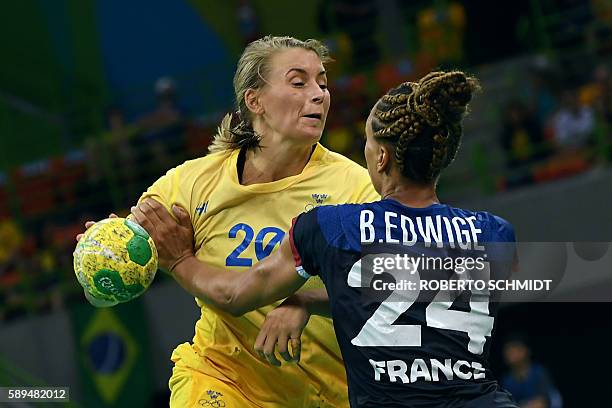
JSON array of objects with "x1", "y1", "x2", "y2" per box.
[{"x1": 141, "y1": 143, "x2": 379, "y2": 407}]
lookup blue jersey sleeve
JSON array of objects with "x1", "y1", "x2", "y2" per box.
[
  {"x1": 289, "y1": 208, "x2": 323, "y2": 279},
  {"x1": 492, "y1": 214, "x2": 516, "y2": 243},
  {"x1": 489, "y1": 214, "x2": 518, "y2": 272},
  {"x1": 289, "y1": 206, "x2": 345, "y2": 282}
]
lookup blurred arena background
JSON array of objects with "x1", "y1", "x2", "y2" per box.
[{"x1": 0, "y1": 0, "x2": 610, "y2": 406}]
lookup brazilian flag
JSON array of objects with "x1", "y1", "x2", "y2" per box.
[{"x1": 70, "y1": 300, "x2": 154, "y2": 407}]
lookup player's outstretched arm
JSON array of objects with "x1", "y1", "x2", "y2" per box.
[
  {"x1": 172, "y1": 236, "x2": 307, "y2": 316},
  {"x1": 131, "y1": 199, "x2": 308, "y2": 316}
]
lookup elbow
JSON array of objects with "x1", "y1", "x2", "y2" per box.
[
  {"x1": 211, "y1": 286, "x2": 247, "y2": 317},
  {"x1": 224, "y1": 290, "x2": 249, "y2": 317},
  {"x1": 204, "y1": 266, "x2": 266, "y2": 316}
]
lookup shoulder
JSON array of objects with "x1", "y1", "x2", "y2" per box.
[
  {"x1": 174, "y1": 150, "x2": 232, "y2": 176},
  {"x1": 483, "y1": 212, "x2": 515, "y2": 242},
  {"x1": 307, "y1": 203, "x2": 372, "y2": 251},
  {"x1": 158, "y1": 150, "x2": 234, "y2": 188},
  {"x1": 472, "y1": 210, "x2": 513, "y2": 231},
  {"x1": 315, "y1": 144, "x2": 369, "y2": 175},
  {"x1": 447, "y1": 205, "x2": 516, "y2": 242},
  {"x1": 294, "y1": 205, "x2": 341, "y2": 235},
  {"x1": 315, "y1": 202, "x2": 368, "y2": 223}
]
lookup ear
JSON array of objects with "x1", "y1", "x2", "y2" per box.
[
  {"x1": 377, "y1": 144, "x2": 392, "y2": 174},
  {"x1": 244, "y1": 88, "x2": 264, "y2": 115}
]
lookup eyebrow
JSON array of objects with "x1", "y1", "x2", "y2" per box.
[{"x1": 285, "y1": 68, "x2": 327, "y2": 77}]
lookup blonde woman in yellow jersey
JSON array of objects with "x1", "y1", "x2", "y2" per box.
[{"x1": 80, "y1": 36, "x2": 378, "y2": 407}]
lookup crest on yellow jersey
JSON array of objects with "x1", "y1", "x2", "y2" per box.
[{"x1": 305, "y1": 193, "x2": 329, "y2": 211}]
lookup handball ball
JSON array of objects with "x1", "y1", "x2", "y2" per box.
[{"x1": 73, "y1": 218, "x2": 158, "y2": 305}]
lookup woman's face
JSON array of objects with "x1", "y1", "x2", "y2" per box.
[{"x1": 255, "y1": 48, "x2": 330, "y2": 144}]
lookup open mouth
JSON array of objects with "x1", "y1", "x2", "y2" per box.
[{"x1": 303, "y1": 113, "x2": 322, "y2": 120}]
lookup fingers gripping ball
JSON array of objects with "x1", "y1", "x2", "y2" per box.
[{"x1": 73, "y1": 218, "x2": 158, "y2": 304}]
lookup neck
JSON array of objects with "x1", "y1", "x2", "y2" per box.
[
  {"x1": 380, "y1": 177, "x2": 439, "y2": 208},
  {"x1": 240, "y1": 141, "x2": 315, "y2": 185}
]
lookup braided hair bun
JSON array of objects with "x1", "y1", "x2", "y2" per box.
[{"x1": 371, "y1": 71, "x2": 480, "y2": 183}]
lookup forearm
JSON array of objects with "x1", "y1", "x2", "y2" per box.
[
  {"x1": 171, "y1": 236, "x2": 306, "y2": 316},
  {"x1": 171, "y1": 254, "x2": 301, "y2": 316},
  {"x1": 171, "y1": 255, "x2": 244, "y2": 314},
  {"x1": 293, "y1": 288, "x2": 331, "y2": 318}
]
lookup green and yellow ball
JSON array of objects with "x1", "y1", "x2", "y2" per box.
[{"x1": 73, "y1": 218, "x2": 158, "y2": 305}]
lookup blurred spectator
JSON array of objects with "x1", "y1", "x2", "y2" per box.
[
  {"x1": 502, "y1": 334, "x2": 562, "y2": 408},
  {"x1": 552, "y1": 90, "x2": 595, "y2": 150},
  {"x1": 106, "y1": 105, "x2": 126, "y2": 133},
  {"x1": 319, "y1": 0, "x2": 380, "y2": 69},
  {"x1": 325, "y1": 121, "x2": 367, "y2": 166},
  {"x1": 524, "y1": 59, "x2": 560, "y2": 125},
  {"x1": 591, "y1": 0, "x2": 612, "y2": 25},
  {"x1": 0, "y1": 173, "x2": 8, "y2": 219},
  {"x1": 579, "y1": 64, "x2": 611, "y2": 122},
  {"x1": 0, "y1": 219, "x2": 23, "y2": 266},
  {"x1": 579, "y1": 65, "x2": 608, "y2": 107},
  {"x1": 319, "y1": 33, "x2": 353, "y2": 76},
  {"x1": 0, "y1": 227, "x2": 35, "y2": 321},
  {"x1": 416, "y1": 0, "x2": 466, "y2": 66},
  {"x1": 328, "y1": 74, "x2": 370, "y2": 129},
  {"x1": 104, "y1": 106, "x2": 140, "y2": 207},
  {"x1": 599, "y1": 73, "x2": 612, "y2": 125},
  {"x1": 377, "y1": 0, "x2": 409, "y2": 58},
  {"x1": 589, "y1": 0, "x2": 612, "y2": 55},
  {"x1": 138, "y1": 77, "x2": 184, "y2": 133},
  {"x1": 237, "y1": 0, "x2": 261, "y2": 46},
  {"x1": 500, "y1": 100, "x2": 548, "y2": 168},
  {"x1": 79, "y1": 138, "x2": 112, "y2": 217},
  {"x1": 374, "y1": 58, "x2": 416, "y2": 97},
  {"x1": 554, "y1": 0, "x2": 594, "y2": 50},
  {"x1": 136, "y1": 77, "x2": 187, "y2": 198}
]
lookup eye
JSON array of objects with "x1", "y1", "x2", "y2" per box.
[
  {"x1": 319, "y1": 83, "x2": 328, "y2": 90},
  {"x1": 291, "y1": 81, "x2": 305, "y2": 87}
]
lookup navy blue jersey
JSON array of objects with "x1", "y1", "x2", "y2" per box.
[{"x1": 290, "y1": 199, "x2": 517, "y2": 408}]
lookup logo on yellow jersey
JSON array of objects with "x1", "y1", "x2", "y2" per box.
[
  {"x1": 312, "y1": 193, "x2": 329, "y2": 204},
  {"x1": 195, "y1": 201, "x2": 209, "y2": 216},
  {"x1": 199, "y1": 389, "x2": 225, "y2": 407},
  {"x1": 305, "y1": 193, "x2": 329, "y2": 211}
]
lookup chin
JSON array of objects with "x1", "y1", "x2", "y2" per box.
[{"x1": 297, "y1": 129, "x2": 323, "y2": 144}]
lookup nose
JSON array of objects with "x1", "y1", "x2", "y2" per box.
[{"x1": 311, "y1": 86, "x2": 325, "y2": 104}]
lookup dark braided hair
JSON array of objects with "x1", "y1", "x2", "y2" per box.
[{"x1": 371, "y1": 71, "x2": 480, "y2": 183}]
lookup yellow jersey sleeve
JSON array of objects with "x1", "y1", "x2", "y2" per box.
[{"x1": 138, "y1": 165, "x2": 185, "y2": 213}]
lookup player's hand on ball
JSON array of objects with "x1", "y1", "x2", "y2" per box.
[
  {"x1": 130, "y1": 199, "x2": 194, "y2": 272},
  {"x1": 75, "y1": 213, "x2": 118, "y2": 242},
  {"x1": 254, "y1": 296, "x2": 309, "y2": 366}
]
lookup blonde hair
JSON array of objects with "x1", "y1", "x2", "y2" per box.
[{"x1": 209, "y1": 35, "x2": 331, "y2": 153}]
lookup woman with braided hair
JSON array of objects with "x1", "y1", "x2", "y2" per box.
[
  {"x1": 367, "y1": 70, "x2": 477, "y2": 187},
  {"x1": 135, "y1": 70, "x2": 519, "y2": 407}
]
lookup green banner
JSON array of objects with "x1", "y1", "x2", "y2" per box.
[{"x1": 70, "y1": 300, "x2": 154, "y2": 407}]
